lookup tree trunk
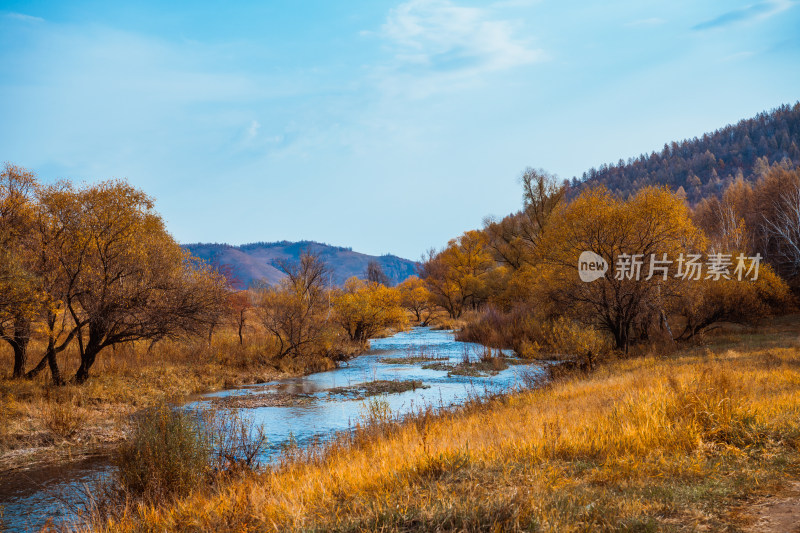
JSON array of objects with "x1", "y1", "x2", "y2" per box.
[
  {"x1": 74, "y1": 342, "x2": 101, "y2": 384},
  {"x1": 25, "y1": 353, "x2": 48, "y2": 379},
  {"x1": 12, "y1": 342, "x2": 27, "y2": 378},
  {"x1": 26, "y1": 339, "x2": 64, "y2": 385},
  {"x1": 47, "y1": 343, "x2": 64, "y2": 385},
  {"x1": 660, "y1": 310, "x2": 674, "y2": 342},
  {"x1": 9, "y1": 316, "x2": 31, "y2": 378}
]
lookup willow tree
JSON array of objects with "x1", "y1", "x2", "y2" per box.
[
  {"x1": 419, "y1": 230, "x2": 494, "y2": 319},
  {"x1": 333, "y1": 277, "x2": 405, "y2": 343},
  {"x1": 540, "y1": 186, "x2": 705, "y2": 351},
  {"x1": 397, "y1": 275, "x2": 437, "y2": 325},
  {"x1": 0, "y1": 163, "x2": 42, "y2": 378},
  {"x1": 39, "y1": 180, "x2": 227, "y2": 384}
]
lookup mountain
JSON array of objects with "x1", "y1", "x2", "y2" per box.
[
  {"x1": 184, "y1": 240, "x2": 418, "y2": 288},
  {"x1": 569, "y1": 102, "x2": 800, "y2": 203}
]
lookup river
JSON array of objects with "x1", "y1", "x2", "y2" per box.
[{"x1": 0, "y1": 327, "x2": 546, "y2": 532}]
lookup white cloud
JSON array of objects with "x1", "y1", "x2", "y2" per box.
[
  {"x1": 692, "y1": 0, "x2": 796, "y2": 30},
  {"x1": 4, "y1": 12, "x2": 45, "y2": 23},
  {"x1": 374, "y1": 0, "x2": 544, "y2": 96}
]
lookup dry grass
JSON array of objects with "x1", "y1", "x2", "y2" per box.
[
  {"x1": 0, "y1": 329, "x2": 292, "y2": 468},
  {"x1": 89, "y1": 316, "x2": 800, "y2": 532}
]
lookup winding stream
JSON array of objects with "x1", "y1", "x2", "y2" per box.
[{"x1": 0, "y1": 327, "x2": 546, "y2": 532}]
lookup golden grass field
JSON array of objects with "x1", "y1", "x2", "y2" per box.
[{"x1": 89, "y1": 316, "x2": 800, "y2": 532}]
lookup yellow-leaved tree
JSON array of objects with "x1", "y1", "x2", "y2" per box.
[
  {"x1": 0, "y1": 163, "x2": 43, "y2": 378},
  {"x1": 540, "y1": 186, "x2": 706, "y2": 351},
  {"x1": 419, "y1": 230, "x2": 494, "y2": 318},
  {"x1": 33, "y1": 180, "x2": 227, "y2": 384},
  {"x1": 396, "y1": 275, "x2": 438, "y2": 326},
  {"x1": 333, "y1": 277, "x2": 406, "y2": 343},
  {"x1": 253, "y1": 253, "x2": 331, "y2": 359}
]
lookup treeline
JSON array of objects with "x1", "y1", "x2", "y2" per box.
[
  {"x1": 227, "y1": 257, "x2": 438, "y2": 360},
  {"x1": 0, "y1": 165, "x2": 438, "y2": 386},
  {"x1": 570, "y1": 102, "x2": 800, "y2": 204},
  {"x1": 239, "y1": 241, "x2": 353, "y2": 253},
  {"x1": 416, "y1": 166, "x2": 800, "y2": 364}
]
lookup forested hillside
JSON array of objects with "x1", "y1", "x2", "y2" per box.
[{"x1": 571, "y1": 102, "x2": 800, "y2": 202}]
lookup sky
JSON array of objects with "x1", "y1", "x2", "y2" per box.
[{"x1": 1, "y1": 1, "x2": 799, "y2": 260}]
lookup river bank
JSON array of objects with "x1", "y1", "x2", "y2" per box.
[
  {"x1": 91, "y1": 316, "x2": 800, "y2": 532},
  {"x1": 0, "y1": 332, "x2": 347, "y2": 474},
  {"x1": 1, "y1": 327, "x2": 544, "y2": 531}
]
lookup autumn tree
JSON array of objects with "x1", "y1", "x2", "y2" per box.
[
  {"x1": 0, "y1": 163, "x2": 41, "y2": 378},
  {"x1": 671, "y1": 265, "x2": 790, "y2": 339},
  {"x1": 37, "y1": 180, "x2": 227, "y2": 383},
  {"x1": 419, "y1": 230, "x2": 494, "y2": 318},
  {"x1": 760, "y1": 174, "x2": 800, "y2": 279},
  {"x1": 206, "y1": 260, "x2": 244, "y2": 343},
  {"x1": 227, "y1": 290, "x2": 252, "y2": 345},
  {"x1": 694, "y1": 165, "x2": 800, "y2": 284},
  {"x1": 483, "y1": 168, "x2": 565, "y2": 270},
  {"x1": 254, "y1": 253, "x2": 330, "y2": 359},
  {"x1": 693, "y1": 175, "x2": 752, "y2": 253},
  {"x1": 333, "y1": 277, "x2": 405, "y2": 343},
  {"x1": 540, "y1": 186, "x2": 705, "y2": 351},
  {"x1": 24, "y1": 182, "x2": 93, "y2": 384},
  {"x1": 396, "y1": 276, "x2": 438, "y2": 325}
]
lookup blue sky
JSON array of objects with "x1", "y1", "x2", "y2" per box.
[{"x1": 1, "y1": 0, "x2": 799, "y2": 260}]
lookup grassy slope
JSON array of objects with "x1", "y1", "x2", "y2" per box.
[{"x1": 97, "y1": 317, "x2": 800, "y2": 532}]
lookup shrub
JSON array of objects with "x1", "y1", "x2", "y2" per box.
[
  {"x1": 43, "y1": 398, "x2": 85, "y2": 440},
  {"x1": 544, "y1": 317, "x2": 611, "y2": 369},
  {"x1": 360, "y1": 396, "x2": 392, "y2": 426},
  {"x1": 456, "y1": 305, "x2": 545, "y2": 354},
  {"x1": 204, "y1": 408, "x2": 267, "y2": 473},
  {"x1": 114, "y1": 403, "x2": 212, "y2": 502},
  {"x1": 458, "y1": 307, "x2": 610, "y2": 369}
]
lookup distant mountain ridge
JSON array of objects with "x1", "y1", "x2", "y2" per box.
[
  {"x1": 569, "y1": 102, "x2": 800, "y2": 203},
  {"x1": 184, "y1": 240, "x2": 418, "y2": 288}
]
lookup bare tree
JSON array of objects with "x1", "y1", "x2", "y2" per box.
[
  {"x1": 365, "y1": 260, "x2": 390, "y2": 286},
  {"x1": 763, "y1": 185, "x2": 800, "y2": 277},
  {"x1": 483, "y1": 168, "x2": 565, "y2": 270},
  {"x1": 254, "y1": 253, "x2": 330, "y2": 359}
]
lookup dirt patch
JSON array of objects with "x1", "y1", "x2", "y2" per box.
[
  {"x1": 210, "y1": 392, "x2": 315, "y2": 409},
  {"x1": 745, "y1": 481, "x2": 800, "y2": 532},
  {"x1": 328, "y1": 380, "x2": 429, "y2": 398},
  {"x1": 422, "y1": 357, "x2": 532, "y2": 377}
]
